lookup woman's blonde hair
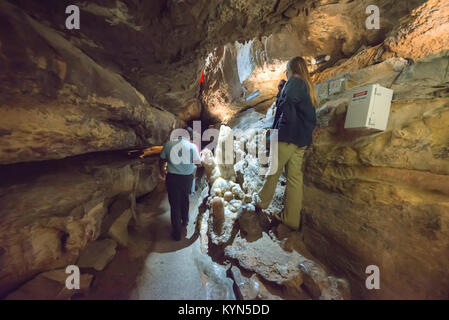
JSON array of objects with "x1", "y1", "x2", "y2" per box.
[{"x1": 287, "y1": 57, "x2": 318, "y2": 108}]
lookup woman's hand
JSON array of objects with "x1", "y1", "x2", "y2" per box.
[{"x1": 278, "y1": 79, "x2": 287, "y2": 92}]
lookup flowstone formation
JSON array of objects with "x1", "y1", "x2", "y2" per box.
[
  {"x1": 200, "y1": 47, "x2": 449, "y2": 300},
  {"x1": 200, "y1": 124, "x2": 351, "y2": 300}
]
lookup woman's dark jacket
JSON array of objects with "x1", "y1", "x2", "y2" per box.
[{"x1": 272, "y1": 77, "x2": 317, "y2": 148}]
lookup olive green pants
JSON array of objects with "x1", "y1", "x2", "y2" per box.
[{"x1": 258, "y1": 142, "x2": 306, "y2": 230}]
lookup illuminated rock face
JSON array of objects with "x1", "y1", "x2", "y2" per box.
[
  {"x1": 200, "y1": 46, "x2": 449, "y2": 299},
  {"x1": 225, "y1": 51, "x2": 449, "y2": 299},
  {"x1": 201, "y1": 0, "x2": 448, "y2": 122},
  {"x1": 2, "y1": 0, "x2": 446, "y2": 127},
  {"x1": 303, "y1": 51, "x2": 449, "y2": 300},
  {"x1": 385, "y1": 0, "x2": 449, "y2": 61},
  {"x1": 215, "y1": 126, "x2": 236, "y2": 180}
]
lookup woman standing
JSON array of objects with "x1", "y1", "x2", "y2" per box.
[{"x1": 255, "y1": 56, "x2": 318, "y2": 230}]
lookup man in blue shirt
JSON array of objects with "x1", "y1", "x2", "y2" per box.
[{"x1": 160, "y1": 128, "x2": 201, "y2": 241}]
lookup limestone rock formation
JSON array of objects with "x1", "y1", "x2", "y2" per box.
[
  {"x1": 215, "y1": 126, "x2": 236, "y2": 180},
  {"x1": 299, "y1": 260, "x2": 351, "y2": 300},
  {"x1": 200, "y1": 125, "x2": 349, "y2": 300},
  {"x1": 232, "y1": 119, "x2": 287, "y2": 218},
  {"x1": 385, "y1": 0, "x2": 449, "y2": 61},
  {"x1": 225, "y1": 233, "x2": 305, "y2": 298},
  {"x1": 201, "y1": 44, "x2": 449, "y2": 300},
  {"x1": 223, "y1": 50, "x2": 449, "y2": 299},
  {"x1": 238, "y1": 208, "x2": 264, "y2": 242},
  {"x1": 6, "y1": 0, "x2": 426, "y2": 125},
  {"x1": 107, "y1": 209, "x2": 133, "y2": 247},
  {"x1": 200, "y1": 148, "x2": 217, "y2": 178},
  {"x1": 201, "y1": 0, "x2": 448, "y2": 122},
  {"x1": 208, "y1": 197, "x2": 241, "y2": 246},
  {"x1": 0, "y1": 153, "x2": 159, "y2": 296},
  {"x1": 302, "y1": 50, "x2": 449, "y2": 299},
  {"x1": 225, "y1": 233, "x2": 348, "y2": 299},
  {"x1": 0, "y1": 1, "x2": 179, "y2": 165},
  {"x1": 229, "y1": 266, "x2": 282, "y2": 300},
  {"x1": 210, "y1": 197, "x2": 225, "y2": 236},
  {"x1": 9, "y1": 0, "x2": 311, "y2": 120}
]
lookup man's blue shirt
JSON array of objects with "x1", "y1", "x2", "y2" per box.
[{"x1": 160, "y1": 138, "x2": 200, "y2": 175}]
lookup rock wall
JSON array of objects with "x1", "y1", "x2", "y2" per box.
[
  {"x1": 0, "y1": 1, "x2": 178, "y2": 297},
  {"x1": 0, "y1": 1, "x2": 179, "y2": 165},
  {"x1": 0, "y1": 152, "x2": 159, "y2": 296},
  {"x1": 10, "y1": 0, "x2": 313, "y2": 120},
  {"x1": 1, "y1": 0, "x2": 447, "y2": 300},
  {"x1": 303, "y1": 50, "x2": 449, "y2": 299},
  {"x1": 201, "y1": 0, "x2": 447, "y2": 123},
  {"x1": 218, "y1": 50, "x2": 449, "y2": 299}
]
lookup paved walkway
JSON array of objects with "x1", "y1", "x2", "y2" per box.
[
  {"x1": 84, "y1": 184, "x2": 235, "y2": 300},
  {"x1": 130, "y1": 191, "x2": 208, "y2": 300}
]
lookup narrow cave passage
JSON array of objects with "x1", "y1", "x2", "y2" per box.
[
  {"x1": 78, "y1": 174, "x2": 234, "y2": 300},
  {"x1": 0, "y1": 0, "x2": 448, "y2": 302}
]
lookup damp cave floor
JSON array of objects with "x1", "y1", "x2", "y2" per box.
[{"x1": 78, "y1": 186, "x2": 209, "y2": 300}]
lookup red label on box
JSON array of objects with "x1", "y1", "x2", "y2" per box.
[{"x1": 353, "y1": 91, "x2": 368, "y2": 98}]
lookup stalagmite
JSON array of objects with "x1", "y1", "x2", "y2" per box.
[
  {"x1": 223, "y1": 191, "x2": 233, "y2": 202},
  {"x1": 211, "y1": 197, "x2": 225, "y2": 235},
  {"x1": 215, "y1": 126, "x2": 236, "y2": 180}
]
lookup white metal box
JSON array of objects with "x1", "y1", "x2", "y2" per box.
[{"x1": 344, "y1": 84, "x2": 393, "y2": 131}]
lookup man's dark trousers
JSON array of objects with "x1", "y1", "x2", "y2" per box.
[{"x1": 166, "y1": 173, "x2": 193, "y2": 240}]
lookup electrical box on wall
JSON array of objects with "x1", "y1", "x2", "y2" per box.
[{"x1": 344, "y1": 84, "x2": 394, "y2": 131}]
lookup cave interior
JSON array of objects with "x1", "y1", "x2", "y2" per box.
[{"x1": 0, "y1": 0, "x2": 448, "y2": 300}]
